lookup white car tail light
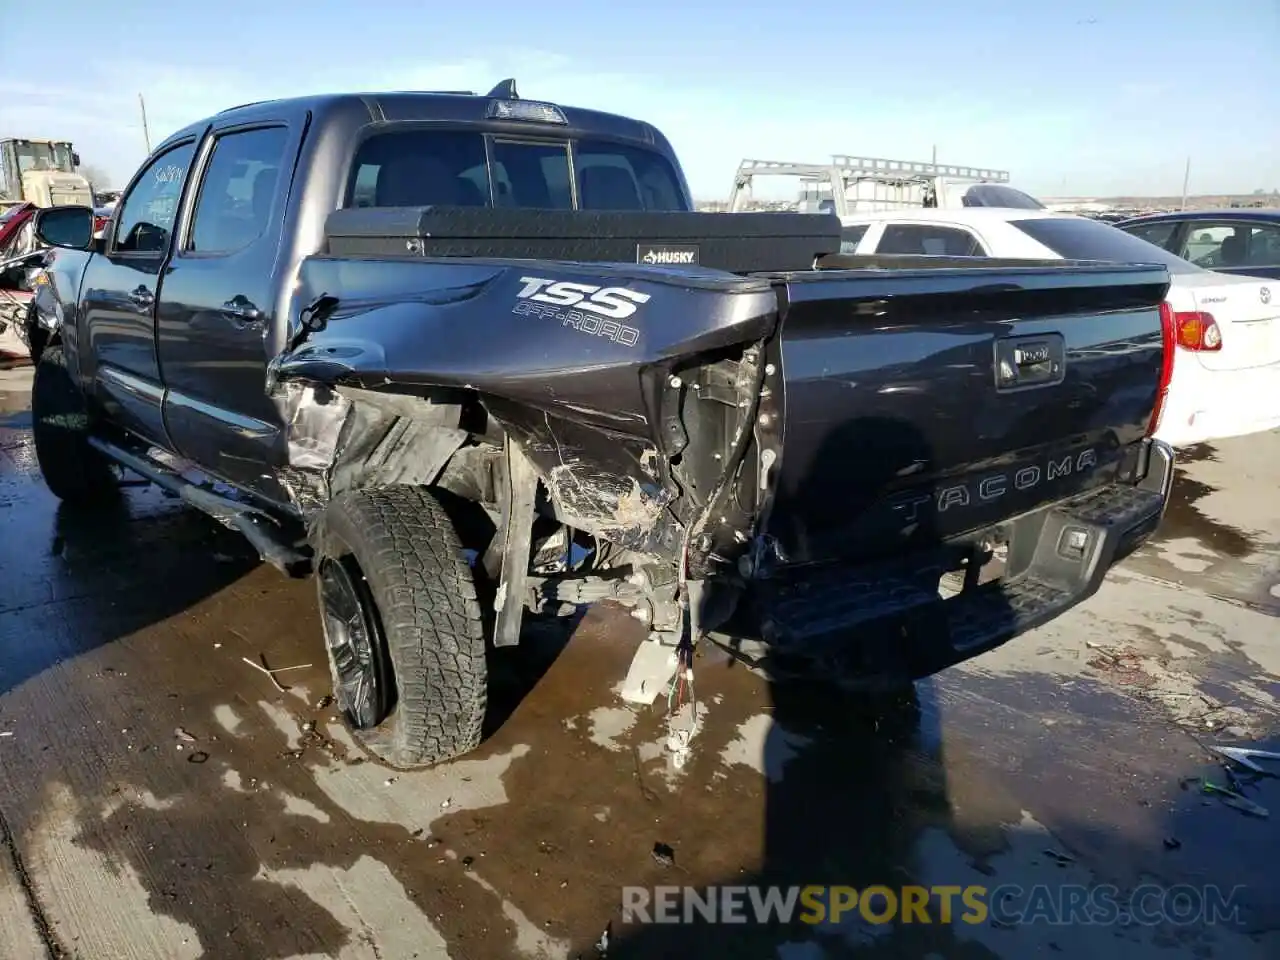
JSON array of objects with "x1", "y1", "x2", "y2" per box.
[{"x1": 1173, "y1": 309, "x2": 1223, "y2": 352}]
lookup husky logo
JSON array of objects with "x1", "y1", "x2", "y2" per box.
[
  {"x1": 640, "y1": 244, "x2": 701, "y2": 267},
  {"x1": 638, "y1": 244, "x2": 699, "y2": 266},
  {"x1": 515, "y1": 277, "x2": 650, "y2": 320}
]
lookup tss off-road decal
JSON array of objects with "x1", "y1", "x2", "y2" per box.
[{"x1": 512, "y1": 276, "x2": 649, "y2": 346}]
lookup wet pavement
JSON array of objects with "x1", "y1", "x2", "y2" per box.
[{"x1": 1, "y1": 363, "x2": 1278, "y2": 960}]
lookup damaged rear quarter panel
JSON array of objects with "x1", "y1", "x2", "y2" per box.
[{"x1": 270, "y1": 256, "x2": 780, "y2": 551}]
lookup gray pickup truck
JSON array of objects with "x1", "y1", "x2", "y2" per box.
[{"x1": 9, "y1": 79, "x2": 1176, "y2": 768}]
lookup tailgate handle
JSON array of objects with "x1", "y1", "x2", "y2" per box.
[{"x1": 994, "y1": 334, "x2": 1065, "y2": 392}]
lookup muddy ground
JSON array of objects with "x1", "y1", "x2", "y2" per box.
[{"x1": 1, "y1": 362, "x2": 1278, "y2": 960}]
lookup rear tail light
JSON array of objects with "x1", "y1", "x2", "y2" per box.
[
  {"x1": 1147, "y1": 302, "x2": 1224, "y2": 435},
  {"x1": 1147, "y1": 301, "x2": 1177, "y2": 436},
  {"x1": 1173, "y1": 309, "x2": 1222, "y2": 351}
]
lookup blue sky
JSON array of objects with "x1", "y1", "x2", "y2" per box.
[{"x1": 2, "y1": 0, "x2": 1276, "y2": 201}]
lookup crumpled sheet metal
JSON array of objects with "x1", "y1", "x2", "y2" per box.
[{"x1": 272, "y1": 380, "x2": 353, "y2": 512}]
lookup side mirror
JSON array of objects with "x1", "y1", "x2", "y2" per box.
[
  {"x1": 34, "y1": 205, "x2": 95, "y2": 251},
  {"x1": 72, "y1": 152, "x2": 82, "y2": 168}
]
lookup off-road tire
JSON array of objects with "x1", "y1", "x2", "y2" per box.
[
  {"x1": 31, "y1": 345, "x2": 117, "y2": 505},
  {"x1": 316, "y1": 485, "x2": 488, "y2": 768}
]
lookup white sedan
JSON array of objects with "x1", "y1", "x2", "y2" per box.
[{"x1": 839, "y1": 208, "x2": 1280, "y2": 448}]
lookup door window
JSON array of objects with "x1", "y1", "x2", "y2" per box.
[
  {"x1": 186, "y1": 126, "x2": 290, "y2": 254},
  {"x1": 1122, "y1": 220, "x2": 1179, "y2": 251},
  {"x1": 877, "y1": 223, "x2": 985, "y2": 256},
  {"x1": 1177, "y1": 221, "x2": 1280, "y2": 269},
  {"x1": 112, "y1": 140, "x2": 197, "y2": 255}
]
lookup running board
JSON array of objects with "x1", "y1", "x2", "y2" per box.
[{"x1": 86, "y1": 436, "x2": 312, "y2": 576}]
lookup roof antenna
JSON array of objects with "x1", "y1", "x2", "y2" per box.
[{"x1": 486, "y1": 78, "x2": 518, "y2": 99}]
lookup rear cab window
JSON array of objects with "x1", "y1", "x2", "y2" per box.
[
  {"x1": 877, "y1": 223, "x2": 986, "y2": 256},
  {"x1": 1010, "y1": 216, "x2": 1205, "y2": 274},
  {"x1": 345, "y1": 128, "x2": 688, "y2": 212}
]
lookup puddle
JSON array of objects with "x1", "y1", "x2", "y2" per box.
[{"x1": 1159, "y1": 472, "x2": 1256, "y2": 559}]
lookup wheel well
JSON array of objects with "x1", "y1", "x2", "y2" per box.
[{"x1": 28, "y1": 326, "x2": 55, "y2": 365}]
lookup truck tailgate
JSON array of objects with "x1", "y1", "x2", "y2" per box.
[{"x1": 762, "y1": 261, "x2": 1170, "y2": 567}]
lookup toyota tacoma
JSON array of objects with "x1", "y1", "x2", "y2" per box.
[{"x1": 15, "y1": 80, "x2": 1176, "y2": 767}]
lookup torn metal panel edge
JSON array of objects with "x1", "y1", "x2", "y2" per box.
[{"x1": 266, "y1": 306, "x2": 775, "y2": 609}]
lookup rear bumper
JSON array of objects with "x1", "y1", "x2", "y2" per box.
[
  {"x1": 1155, "y1": 358, "x2": 1280, "y2": 447},
  {"x1": 745, "y1": 439, "x2": 1175, "y2": 684}
]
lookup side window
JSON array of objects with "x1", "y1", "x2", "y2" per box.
[
  {"x1": 1173, "y1": 222, "x2": 1278, "y2": 268},
  {"x1": 1123, "y1": 221, "x2": 1179, "y2": 251},
  {"x1": 1242, "y1": 223, "x2": 1280, "y2": 267},
  {"x1": 186, "y1": 126, "x2": 290, "y2": 254},
  {"x1": 840, "y1": 223, "x2": 869, "y2": 253},
  {"x1": 113, "y1": 141, "x2": 197, "y2": 255},
  {"x1": 877, "y1": 224, "x2": 984, "y2": 256}
]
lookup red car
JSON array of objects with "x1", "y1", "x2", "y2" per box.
[
  {"x1": 0, "y1": 204, "x2": 39, "y2": 361},
  {"x1": 0, "y1": 203, "x2": 36, "y2": 257}
]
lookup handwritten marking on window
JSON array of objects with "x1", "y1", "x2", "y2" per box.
[{"x1": 154, "y1": 165, "x2": 185, "y2": 186}]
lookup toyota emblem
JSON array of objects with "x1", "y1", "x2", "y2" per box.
[{"x1": 1263, "y1": 287, "x2": 1272, "y2": 305}]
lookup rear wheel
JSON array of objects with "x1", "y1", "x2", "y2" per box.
[
  {"x1": 31, "y1": 345, "x2": 117, "y2": 505},
  {"x1": 314, "y1": 485, "x2": 488, "y2": 768}
]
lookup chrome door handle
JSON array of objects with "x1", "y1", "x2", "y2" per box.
[
  {"x1": 128, "y1": 286, "x2": 154, "y2": 308},
  {"x1": 221, "y1": 296, "x2": 262, "y2": 321}
]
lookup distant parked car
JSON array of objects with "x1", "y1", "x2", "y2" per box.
[
  {"x1": 839, "y1": 208, "x2": 1280, "y2": 448},
  {"x1": 92, "y1": 199, "x2": 117, "y2": 240},
  {"x1": 1116, "y1": 209, "x2": 1280, "y2": 280}
]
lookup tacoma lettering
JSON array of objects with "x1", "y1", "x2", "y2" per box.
[{"x1": 891, "y1": 449, "x2": 1099, "y2": 521}]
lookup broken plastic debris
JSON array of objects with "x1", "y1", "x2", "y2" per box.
[
  {"x1": 1210, "y1": 745, "x2": 1280, "y2": 775},
  {"x1": 174, "y1": 727, "x2": 197, "y2": 742},
  {"x1": 1202, "y1": 781, "x2": 1269, "y2": 819},
  {"x1": 666, "y1": 728, "x2": 693, "y2": 769}
]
